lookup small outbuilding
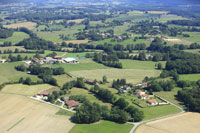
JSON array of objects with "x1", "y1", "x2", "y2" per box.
[{"x1": 65, "y1": 100, "x2": 80, "y2": 109}]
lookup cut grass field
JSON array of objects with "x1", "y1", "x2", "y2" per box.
[
  {"x1": 184, "y1": 49, "x2": 200, "y2": 54},
  {"x1": 0, "y1": 62, "x2": 40, "y2": 84},
  {"x1": 0, "y1": 93, "x2": 74, "y2": 133},
  {"x1": 70, "y1": 120, "x2": 133, "y2": 133},
  {"x1": 136, "y1": 112, "x2": 200, "y2": 133},
  {"x1": 3, "y1": 22, "x2": 37, "y2": 30},
  {"x1": 1, "y1": 84, "x2": 54, "y2": 96},
  {"x1": 0, "y1": 32, "x2": 29, "y2": 45},
  {"x1": 179, "y1": 74, "x2": 200, "y2": 81},
  {"x1": 71, "y1": 68, "x2": 161, "y2": 84},
  {"x1": 53, "y1": 74, "x2": 74, "y2": 87},
  {"x1": 0, "y1": 46, "x2": 25, "y2": 51},
  {"x1": 182, "y1": 32, "x2": 200, "y2": 44}
]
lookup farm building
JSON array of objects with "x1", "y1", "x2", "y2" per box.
[
  {"x1": 35, "y1": 91, "x2": 49, "y2": 100},
  {"x1": 54, "y1": 56, "x2": 62, "y2": 60},
  {"x1": 147, "y1": 99, "x2": 158, "y2": 106},
  {"x1": 0, "y1": 58, "x2": 6, "y2": 63},
  {"x1": 120, "y1": 85, "x2": 132, "y2": 90},
  {"x1": 64, "y1": 58, "x2": 79, "y2": 63},
  {"x1": 138, "y1": 94, "x2": 149, "y2": 100},
  {"x1": 134, "y1": 89, "x2": 145, "y2": 96},
  {"x1": 65, "y1": 100, "x2": 80, "y2": 109}
]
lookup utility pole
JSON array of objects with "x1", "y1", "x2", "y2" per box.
[{"x1": 187, "y1": 104, "x2": 189, "y2": 112}]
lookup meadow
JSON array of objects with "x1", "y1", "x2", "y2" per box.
[
  {"x1": 0, "y1": 32, "x2": 29, "y2": 45},
  {"x1": 179, "y1": 74, "x2": 200, "y2": 81},
  {"x1": 3, "y1": 22, "x2": 37, "y2": 30},
  {"x1": 70, "y1": 120, "x2": 133, "y2": 133},
  {"x1": 182, "y1": 32, "x2": 200, "y2": 44}
]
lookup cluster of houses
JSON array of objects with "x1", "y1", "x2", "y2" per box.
[
  {"x1": 134, "y1": 89, "x2": 158, "y2": 106},
  {"x1": 35, "y1": 91, "x2": 80, "y2": 109},
  {"x1": 32, "y1": 56, "x2": 79, "y2": 64}
]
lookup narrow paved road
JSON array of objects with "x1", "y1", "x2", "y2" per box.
[{"x1": 129, "y1": 95, "x2": 185, "y2": 133}]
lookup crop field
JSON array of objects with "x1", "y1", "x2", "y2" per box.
[
  {"x1": 3, "y1": 22, "x2": 37, "y2": 30},
  {"x1": 64, "y1": 39, "x2": 88, "y2": 44},
  {"x1": 179, "y1": 74, "x2": 200, "y2": 81},
  {"x1": 0, "y1": 93, "x2": 74, "y2": 133},
  {"x1": 0, "y1": 62, "x2": 40, "y2": 84},
  {"x1": 0, "y1": 32, "x2": 29, "y2": 45},
  {"x1": 70, "y1": 68, "x2": 161, "y2": 84},
  {"x1": 70, "y1": 120, "x2": 133, "y2": 133},
  {"x1": 136, "y1": 112, "x2": 200, "y2": 133},
  {"x1": 67, "y1": 19, "x2": 85, "y2": 24}
]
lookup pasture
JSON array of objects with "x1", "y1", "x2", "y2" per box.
[
  {"x1": 0, "y1": 62, "x2": 40, "y2": 84},
  {"x1": 0, "y1": 32, "x2": 29, "y2": 45},
  {"x1": 182, "y1": 32, "x2": 200, "y2": 44},
  {"x1": 179, "y1": 74, "x2": 200, "y2": 81},
  {"x1": 3, "y1": 22, "x2": 37, "y2": 30},
  {"x1": 70, "y1": 120, "x2": 133, "y2": 133},
  {"x1": 136, "y1": 112, "x2": 200, "y2": 133},
  {"x1": 0, "y1": 93, "x2": 74, "y2": 133}
]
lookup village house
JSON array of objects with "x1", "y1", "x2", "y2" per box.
[
  {"x1": 44, "y1": 57, "x2": 57, "y2": 64},
  {"x1": 32, "y1": 58, "x2": 44, "y2": 64},
  {"x1": 35, "y1": 91, "x2": 49, "y2": 100},
  {"x1": 138, "y1": 94, "x2": 149, "y2": 100},
  {"x1": 120, "y1": 85, "x2": 132, "y2": 90},
  {"x1": 147, "y1": 99, "x2": 158, "y2": 106},
  {"x1": 0, "y1": 58, "x2": 6, "y2": 63},
  {"x1": 136, "y1": 82, "x2": 148, "y2": 88},
  {"x1": 65, "y1": 100, "x2": 80, "y2": 109},
  {"x1": 134, "y1": 89, "x2": 145, "y2": 96}
]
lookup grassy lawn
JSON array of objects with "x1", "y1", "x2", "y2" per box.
[
  {"x1": 69, "y1": 120, "x2": 133, "y2": 133},
  {"x1": 142, "y1": 105, "x2": 181, "y2": 120},
  {"x1": 179, "y1": 74, "x2": 200, "y2": 81},
  {"x1": 0, "y1": 32, "x2": 29, "y2": 45},
  {"x1": 184, "y1": 49, "x2": 200, "y2": 54},
  {"x1": 0, "y1": 62, "x2": 40, "y2": 84},
  {"x1": 53, "y1": 74, "x2": 74, "y2": 87},
  {"x1": 56, "y1": 109, "x2": 74, "y2": 116},
  {"x1": 120, "y1": 59, "x2": 166, "y2": 70}
]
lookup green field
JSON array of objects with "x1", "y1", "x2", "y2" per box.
[
  {"x1": 120, "y1": 59, "x2": 166, "y2": 70},
  {"x1": 67, "y1": 87, "x2": 112, "y2": 108},
  {"x1": 179, "y1": 74, "x2": 200, "y2": 81},
  {"x1": 0, "y1": 62, "x2": 40, "y2": 84},
  {"x1": 70, "y1": 120, "x2": 133, "y2": 133},
  {"x1": 0, "y1": 32, "x2": 29, "y2": 45},
  {"x1": 184, "y1": 49, "x2": 200, "y2": 54},
  {"x1": 182, "y1": 32, "x2": 200, "y2": 44}
]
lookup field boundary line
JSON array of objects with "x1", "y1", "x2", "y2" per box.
[{"x1": 7, "y1": 117, "x2": 25, "y2": 131}]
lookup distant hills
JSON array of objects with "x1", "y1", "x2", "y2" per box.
[{"x1": 1, "y1": 0, "x2": 200, "y2": 5}]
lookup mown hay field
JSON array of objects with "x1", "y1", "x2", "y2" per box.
[
  {"x1": 136, "y1": 112, "x2": 200, "y2": 133},
  {"x1": 3, "y1": 22, "x2": 37, "y2": 30}
]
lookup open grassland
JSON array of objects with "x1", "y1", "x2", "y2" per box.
[
  {"x1": 53, "y1": 74, "x2": 74, "y2": 87},
  {"x1": 136, "y1": 112, "x2": 200, "y2": 133},
  {"x1": 179, "y1": 74, "x2": 200, "y2": 81},
  {"x1": 63, "y1": 52, "x2": 93, "y2": 58},
  {"x1": 67, "y1": 19, "x2": 85, "y2": 24},
  {"x1": 156, "y1": 14, "x2": 188, "y2": 23},
  {"x1": 0, "y1": 93, "x2": 74, "y2": 133},
  {"x1": 154, "y1": 88, "x2": 185, "y2": 108},
  {"x1": 0, "y1": 62, "x2": 40, "y2": 84},
  {"x1": 0, "y1": 32, "x2": 29, "y2": 45},
  {"x1": 70, "y1": 120, "x2": 133, "y2": 133},
  {"x1": 47, "y1": 59, "x2": 108, "y2": 72},
  {"x1": 68, "y1": 87, "x2": 112, "y2": 108},
  {"x1": 0, "y1": 46, "x2": 25, "y2": 51},
  {"x1": 3, "y1": 22, "x2": 37, "y2": 30},
  {"x1": 64, "y1": 39, "x2": 88, "y2": 44},
  {"x1": 120, "y1": 60, "x2": 166, "y2": 70},
  {"x1": 36, "y1": 25, "x2": 85, "y2": 42},
  {"x1": 70, "y1": 68, "x2": 161, "y2": 84},
  {"x1": 1, "y1": 84, "x2": 54, "y2": 96},
  {"x1": 182, "y1": 32, "x2": 200, "y2": 44},
  {"x1": 184, "y1": 49, "x2": 200, "y2": 54}
]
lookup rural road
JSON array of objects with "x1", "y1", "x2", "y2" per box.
[{"x1": 129, "y1": 95, "x2": 185, "y2": 133}]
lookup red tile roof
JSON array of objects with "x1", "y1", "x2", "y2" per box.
[
  {"x1": 38, "y1": 91, "x2": 49, "y2": 96},
  {"x1": 147, "y1": 99, "x2": 157, "y2": 103},
  {"x1": 66, "y1": 100, "x2": 80, "y2": 108}
]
